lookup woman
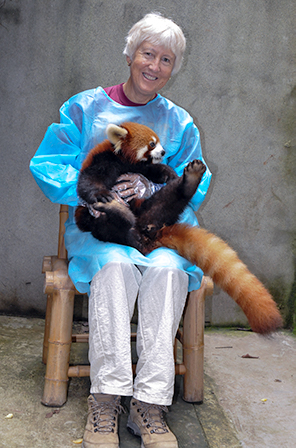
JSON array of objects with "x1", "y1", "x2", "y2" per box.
[{"x1": 30, "y1": 12, "x2": 211, "y2": 448}]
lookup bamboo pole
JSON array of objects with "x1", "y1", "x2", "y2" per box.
[
  {"x1": 68, "y1": 365, "x2": 90, "y2": 377},
  {"x1": 42, "y1": 256, "x2": 58, "y2": 364},
  {"x1": 42, "y1": 293, "x2": 53, "y2": 364},
  {"x1": 182, "y1": 278, "x2": 206, "y2": 403},
  {"x1": 58, "y1": 205, "x2": 68, "y2": 260},
  {"x1": 41, "y1": 259, "x2": 75, "y2": 407},
  {"x1": 72, "y1": 334, "x2": 89, "y2": 343},
  {"x1": 182, "y1": 276, "x2": 214, "y2": 403}
]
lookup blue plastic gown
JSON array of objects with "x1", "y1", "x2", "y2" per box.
[{"x1": 30, "y1": 87, "x2": 212, "y2": 294}]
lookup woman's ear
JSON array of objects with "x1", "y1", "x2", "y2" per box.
[{"x1": 126, "y1": 55, "x2": 132, "y2": 67}]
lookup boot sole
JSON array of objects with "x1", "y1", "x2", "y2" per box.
[
  {"x1": 127, "y1": 416, "x2": 142, "y2": 437},
  {"x1": 81, "y1": 442, "x2": 119, "y2": 448},
  {"x1": 127, "y1": 417, "x2": 148, "y2": 448}
]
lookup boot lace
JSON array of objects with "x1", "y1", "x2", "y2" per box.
[
  {"x1": 134, "y1": 401, "x2": 169, "y2": 435},
  {"x1": 89, "y1": 395, "x2": 124, "y2": 434}
]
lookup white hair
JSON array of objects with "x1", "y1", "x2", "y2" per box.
[{"x1": 123, "y1": 12, "x2": 186, "y2": 76}]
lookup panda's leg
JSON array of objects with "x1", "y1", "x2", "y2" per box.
[
  {"x1": 180, "y1": 159, "x2": 206, "y2": 199},
  {"x1": 75, "y1": 206, "x2": 95, "y2": 232},
  {"x1": 90, "y1": 200, "x2": 142, "y2": 249},
  {"x1": 136, "y1": 160, "x2": 206, "y2": 235}
]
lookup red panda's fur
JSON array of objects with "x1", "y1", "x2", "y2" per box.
[
  {"x1": 157, "y1": 224, "x2": 283, "y2": 334},
  {"x1": 81, "y1": 139, "x2": 114, "y2": 171},
  {"x1": 76, "y1": 122, "x2": 283, "y2": 334}
]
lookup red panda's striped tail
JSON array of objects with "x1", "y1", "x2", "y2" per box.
[{"x1": 158, "y1": 224, "x2": 283, "y2": 334}]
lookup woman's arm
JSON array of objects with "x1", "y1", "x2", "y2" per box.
[{"x1": 29, "y1": 96, "x2": 88, "y2": 206}]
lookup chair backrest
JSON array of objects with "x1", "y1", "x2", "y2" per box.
[{"x1": 58, "y1": 204, "x2": 69, "y2": 260}]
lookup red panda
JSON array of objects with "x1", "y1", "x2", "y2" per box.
[
  {"x1": 75, "y1": 122, "x2": 206, "y2": 249},
  {"x1": 75, "y1": 122, "x2": 283, "y2": 334}
]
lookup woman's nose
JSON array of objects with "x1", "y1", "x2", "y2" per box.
[{"x1": 149, "y1": 58, "x2": 161, "y2": 72}]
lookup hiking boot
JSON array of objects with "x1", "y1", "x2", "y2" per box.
[
  {"x1": 127, "y1": 398, "x2": 178, "y2": 448},
  {"x1": 82, "y1": 394, "x2": 123, "y2": 448}
]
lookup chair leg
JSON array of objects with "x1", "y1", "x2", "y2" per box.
[
  {"x1": 41, "y1": 260, "x2": 75, "y2": 407},
  {"x1": 42, "y1": 293, "x2": 53, "y2": 365},
  {"x1": 42, "y1": 255, "x2": 56, "y2": 365},
  {"x1": 182, "y1": 278, "x2": 206, "y2": 403}
]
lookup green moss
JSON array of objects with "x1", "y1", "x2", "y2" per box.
[
  {"x1": 274, "y1": 85, "x2": 296, "y2": 330},
  {"x1": 287, "y1": 270, "x2": 296, "y2": 333},
  {"x1": 281, "y1": 85, "x2": 296, "y2": 139},
  {"x1": 267, "y1": 257, "x2": 296, "y2": 332},
  {"x1": 281, "y1": 85, "x2": 296, "y2": 183},
  {"x1": 267, "y1": 277, "x2": 288, "y2": 309},
  {"x1": 287, "y1": 239, "x2": 296, "y2": 333}
]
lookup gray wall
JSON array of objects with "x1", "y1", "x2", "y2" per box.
[{"x1": 1, "y1": 1, "x2": 295, "y2": 327}]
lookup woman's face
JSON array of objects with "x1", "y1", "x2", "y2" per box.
[{"x1": 125, "y1": 41, "x2": 176, "y2": 103}]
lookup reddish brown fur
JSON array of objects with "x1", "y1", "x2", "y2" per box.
[
  {"x1": 158, "y1": 224, "x2": 283, "y2": 334},
  {"x1": 81, "y1": 123, "x2": 160, "y2": 170},
  {"x1": 81, "y1": 140, "x2": 113, "y2": 170},
  {"x1": 74, "y1": 205, "x2": 86, "y2": 221},
  {"x1": 120, "y1": 123, "x2": 159, "y2": 147},
  {"x1": 119, "y1": 123, "x2": 160, "y2": 163}
]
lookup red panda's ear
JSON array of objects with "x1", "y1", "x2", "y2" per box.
[{"x1": 106, "y1": 124, "x2": 128, "y2": 152}]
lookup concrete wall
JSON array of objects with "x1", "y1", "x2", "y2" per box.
[{"x1": 0, "y1": 1, "x2": 295, "y2": 326}]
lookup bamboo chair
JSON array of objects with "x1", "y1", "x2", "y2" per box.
[{"x1": 41, "y1": 204, "x2": 213, "y2": 407}]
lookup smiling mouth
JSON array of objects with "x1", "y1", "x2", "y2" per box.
[{"x1": 143, "y1": 73, "x2": 158, "y2": 81}]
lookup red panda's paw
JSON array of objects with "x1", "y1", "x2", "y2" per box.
[
  {"x1": 184, "y1": 159, "x2": 206, "y2": 178},
  {"x1": 140, "y1": 223, "x2": 158, "y2": 238},
  {"x1": 182, "y1": 159, "x2": 206, "y2": 197},
  {"x1": 94, "y1": 190, "x2": 115, "y2": 204}
]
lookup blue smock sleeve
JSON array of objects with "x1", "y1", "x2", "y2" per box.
[
  {"x1": 163, "y1": 116, "x2": 211, "y2": 217},
  {"x1": 29, "y1": 96, "x2": 86, "y2": 206}
]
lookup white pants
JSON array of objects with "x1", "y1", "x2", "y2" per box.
[{"x1": 88, "y1": 262, "x2": 188, "y2": 406}]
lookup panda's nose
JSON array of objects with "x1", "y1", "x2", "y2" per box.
[{"x1": 161, "y1": 149, "x2": 165, "y2": 157}]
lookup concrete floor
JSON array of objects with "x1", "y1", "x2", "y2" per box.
[
  {"x1": 204, "y1": 328, "x2": 296, "y2": 448},
  {"x1": 0, "y1": 316, "x2": 295, "y2": 448}
]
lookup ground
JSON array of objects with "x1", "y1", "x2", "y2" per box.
[{"x1": 0, "y1": 316, "x2": 295, "y2": 447}]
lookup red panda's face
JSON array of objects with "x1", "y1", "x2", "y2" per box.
[
  {"x1": 107, "y1": 122, "x2": 165, "y2": 165},
  {"x1": 133, "y1": 135, "x2": 165, "y2": 164}
]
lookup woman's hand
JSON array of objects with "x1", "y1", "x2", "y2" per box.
[{"x1": 113, "y1": 173, "x2": 154, "y2": 202}]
